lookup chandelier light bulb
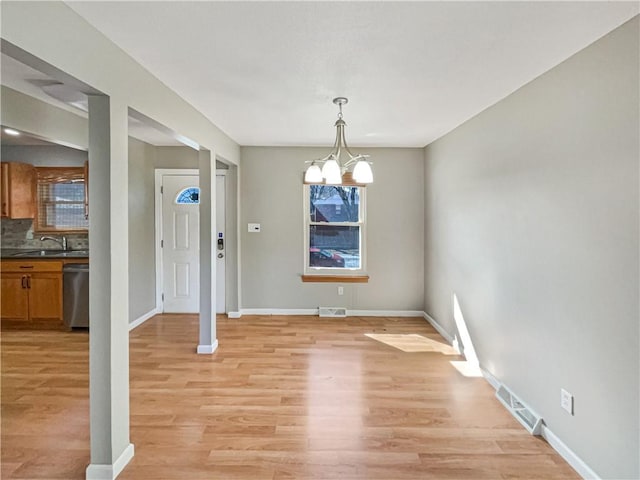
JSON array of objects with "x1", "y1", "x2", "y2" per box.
[
  {"x1": 304, "y1": 163, "x2": 323, "y2": 183},
  {"x1": 322, "y1": 158, "x2": 342, "y2": 184},
  {"x1": 352, "y1": 160, "x2": 373, "y2": 183}
]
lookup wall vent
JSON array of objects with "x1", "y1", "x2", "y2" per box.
[
  {"x1": 318, "y1": 307, "x2": 347, "y2": 318},
  {"x1": 496, "y1": 384, "x2": 543, "y2": 435}
]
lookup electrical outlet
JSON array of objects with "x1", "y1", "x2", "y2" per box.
[
  {"x1": 338, "y1": 286, "x2": 344, "y2": 295},
  {"x1": 560, "y1": 388, "x2": 574, "y2": 415}
]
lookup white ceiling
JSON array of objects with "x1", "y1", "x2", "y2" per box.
[{"x1": 64, "y1": 1, "x2": 638, "y2": 148}]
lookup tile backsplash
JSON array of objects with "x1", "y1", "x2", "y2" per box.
[{"x1": 1, "y1": 218, "x2": 89, "y2": 250}]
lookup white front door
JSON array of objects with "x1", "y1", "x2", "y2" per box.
[
  {"x1": 216, "y1": 174, "x2": 226, "y2": 314},
  {"x1": 161, "y1": 174, "x2": 200, "y2": 313}
]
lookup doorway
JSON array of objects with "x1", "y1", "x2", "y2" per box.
[
  {"x1": 159, "y1": 172, "x2": 200, "y2": 313},
  {"x1": 155, "y1": 169, "x2": 228, "y2": 314}
]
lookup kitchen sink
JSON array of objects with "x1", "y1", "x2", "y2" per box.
[{"x1": 12, "y1": 250, "x2": 89, "y2": 258}]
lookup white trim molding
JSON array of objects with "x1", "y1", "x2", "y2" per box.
[
  {"x1": 86, "y1": 443, "x2": 134, "y2": 480},
  {"x1": 128, "y1": 308, "x2": 160, "y2": 331},
  {"x1": 197, "y1": 340, "x2": 219, "y2": 354},
  {"x1": 422, "y1": 311, "x2": 455, "y2": 344},
  {"x1": 240, "y1": 308, "x2": 318, "y2": 316},
  {"x1": 421, "y1": 310, "x2": 598, "y2": 479},
  {"x1": 238, "y1": 309, "x2": 426, "y2": 317},
  {"x1": 541, "y1": 426, "x2": 601, "y2": 480},
  {"x1": 348, "y1": 309, "x2": 424, "y2": 317},
  {"x1": 480, "y1": 366, "x2": 501, "y2": 390}
]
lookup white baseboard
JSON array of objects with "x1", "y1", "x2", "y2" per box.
[
  {"x1": 197, "y1": 339, "x2": 219, "y2": 354},
  {"x1": 227, "y1": 311, "x2": 242, "y2": 318},
  {"x1": 422, "y1": 311, "x2": 455, "y2": 344},
  {"x1": 479, "y1": 364, "x2": 597, "y2": 480},
  {"x1": 480, "y1": 366, "x2": 501, "y2": 390},
  {"x1": 240, "y1": 308, "x2": 318, "y2": 316},
  {"x1": 541, "y1": 426, "x2": 600, "y2": 480},
  {"x1": 129, "y1": 308, "x2": 159, "y2": 331},
  {"x1": 86, "y1": 443, "x2": 134, "y2": 480},
  {"x1": 348, "y1": 309, "x2": 424, "y2": 317},
  {"x1": 239, "y1": 308, "x2": 425, "y2": 317}
]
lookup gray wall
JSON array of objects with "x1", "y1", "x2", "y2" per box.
[
  {"x1": 128, "y1": 137, "x2": 157, "y2": 322},
  {"x1": 1, "y1": 144, "x2": 87, "y2": 166},
  {"x1": 155, "y1": 146, "x2": 228, "y2": 170},
  {"x1": 423, "y1": 17, "x2": 638, "y2": 479},
  {"x1": 240, "y1": 147, "x2": 424, "y2": 311},
  {"x1": 155, "y1": 146, "x2": 199, "y2": 169}
]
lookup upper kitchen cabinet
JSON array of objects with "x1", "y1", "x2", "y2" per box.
[{"x1": 1, "y1": 162, "x2": 36, "y2": 219}]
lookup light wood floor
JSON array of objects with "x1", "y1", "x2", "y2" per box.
[{"x1": 2, "y1": 314, "x2": 579, "y2": 479}]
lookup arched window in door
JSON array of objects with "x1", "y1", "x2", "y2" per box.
[{"x1": 175, "y1": 187, "x2": 200, "y2": 204}]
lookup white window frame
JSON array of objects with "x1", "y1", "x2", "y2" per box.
[{"x1": 303, "y1": 183, "x2": 367, "y2": 276}]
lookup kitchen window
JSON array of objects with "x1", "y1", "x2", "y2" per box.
[
  {"x1": 303, "y1": 182, "x2": 368, "y2": 281},
  {"x1": 34, "y1": 167, "x2": 88, "y2": 233}
]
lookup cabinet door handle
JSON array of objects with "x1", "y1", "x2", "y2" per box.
[
  {"x1": 21, "y1": 275, "x2": 27, "y2": 289},
  {"x1": 27, "y1": 276, "x2": 31, "y2": 289}
]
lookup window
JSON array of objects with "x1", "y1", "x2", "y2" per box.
[
  {"x1": 304, "y1": 184, "x2": 366, "y2": 277},
  {"x1": 35, "y1": 167, "x2": 88, "y2": 233},
  {"x1": 176, "y1": 187, "x2": 200, "y2": 204}
]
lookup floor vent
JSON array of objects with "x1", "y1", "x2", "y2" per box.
[
  {"x1": 318, "y1": 307, "x2": 347, "y2": 318},
  {"x1": 496, "y1": 384, "x2": 543, "y2": 435}
]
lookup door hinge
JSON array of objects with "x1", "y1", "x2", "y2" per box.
[
  {"x1": 161, "y1": 239, "x2": 164, "y2": 248},
  {"x1": 161, "y1": 293, "x2": 164, "y2": 301},
  {"x1": 160, "y1": 186, "x2": 163, "y2": 194}
]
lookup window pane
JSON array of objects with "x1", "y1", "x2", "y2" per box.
[
  {"x1": 176, "y1": 187, "x2": 200, "y2": 204},
  {"x1": 44, "y1": 203, "x2": 88, "y2": 228},
  {"x1": 309, "y1": 225, "x2": 360, "y2": 269},
  {"x1": 51, "y1": 183, "x2": 84, "y2": 201},
  {"x1": 37, "y1": 179, "x2": 88, "y2": 231},
  {"x1": 310, "y1": 185, "x2": 359, "y2": 222}
]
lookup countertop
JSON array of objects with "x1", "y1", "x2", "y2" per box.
[{"x1": 1, "y1": 249, "x2": 89, "y2": 259}]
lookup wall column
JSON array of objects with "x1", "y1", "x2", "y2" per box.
[
  {"x1": 198, "y1": 149, "x2": 218, "y2": 353},
  {"x1": 86, "y1": 95, "x2": 134, "y2": 479}
]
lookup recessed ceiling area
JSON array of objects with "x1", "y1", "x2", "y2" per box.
[
  {"x1": 66, "y1": 1, "x2": 639, "y2": 147},
  {"x1": 1, "y1": 53, "x2": 186, "y2": 147}
]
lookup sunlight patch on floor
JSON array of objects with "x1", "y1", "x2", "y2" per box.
[
  {"x1": 449, "y1": 360, "x2": 484, "y2": 377},
  {"x1": 365, "y1": 333, "x2": 458, "y2": 354}
]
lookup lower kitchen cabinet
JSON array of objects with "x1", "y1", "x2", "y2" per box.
[
  {"x1": 0, "y1": 273, "x2": 30, "y2": 321},
  {"x1": 0, "y1": 260, "x2": 63, "y2": 327}
]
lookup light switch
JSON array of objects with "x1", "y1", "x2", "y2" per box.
[{"x1": 248, "y1": 223, "x2": 261, "y2": 233}]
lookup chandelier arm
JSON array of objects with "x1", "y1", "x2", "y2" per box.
[
  {"x1": 340, "y1": 122, "x2": 357, "y2": 160},
  {"x1": 305, "y1": 96, "x2": 372, "y2": 183}
]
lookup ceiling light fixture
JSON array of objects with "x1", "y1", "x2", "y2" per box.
[
  {"x1": 305, "y1": 97, "x2": 373, "y2": 184},
  {"x1": 4, "y1": 128, "x2": 20, "y2": 136}
]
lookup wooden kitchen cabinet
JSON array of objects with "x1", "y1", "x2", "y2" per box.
[
  {"x1": 0, "y1": 274, "x2": 30, "y2": 322},
  {"x1": 0, "y1": 260, "x2": 63, "y2": 327},
  {"x1": 1, "y1": 162, "x2": 36, "y2": 219}
]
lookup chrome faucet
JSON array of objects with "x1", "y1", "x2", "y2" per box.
[{"x1": 40, "y1": 235, "x2": 68, "y2": 251}]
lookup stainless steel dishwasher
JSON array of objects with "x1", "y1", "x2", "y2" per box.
[{"x1": 63, "y1": 263, "x2": 89, "y2": 328}]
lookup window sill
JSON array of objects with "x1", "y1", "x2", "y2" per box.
[{"x1": 301, "y1": 275, "x2": 369, "y2": 283}]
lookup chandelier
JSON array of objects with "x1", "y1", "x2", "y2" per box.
[{"x1": 304, "y1": 97, "x2": 373, "y2": 184}]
